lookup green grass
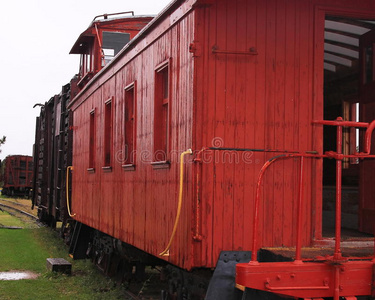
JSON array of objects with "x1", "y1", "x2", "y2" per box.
[
  {"x1": 0, "y1": 229, "x2": 49, "y2": 272},
  {"x1": 0, "y1": 216, "x2": 128, "y2": 299},
  {"x1": 0, "y1": 211, "x2": 25, "y2": 228}
]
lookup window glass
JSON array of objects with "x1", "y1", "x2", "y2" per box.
[
  {"x1": 365, "y1": 45, "x2": 373, "y2": 84},
  {"x1": 20, "y1": 160, "x2": 26, "y2": 170},
  {"x1": 102, "y1": 32, "x2": 130, "y2": 66},
  {"x1": 89, "y1": 110, "x2": 96, "y2": 169},
  {"x1": 104, "y1": 100, "x2": 113, "y2": 166},
  {"x1": 125, "y1": 84, "x2": 135, "y2": 165},
  {"x1": 154, "y1": 63, "x2": 170, "y2": 162}
]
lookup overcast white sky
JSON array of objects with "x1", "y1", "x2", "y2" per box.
[{"x1": 0, "y1": 0, "x2": 171, "y2": 160}]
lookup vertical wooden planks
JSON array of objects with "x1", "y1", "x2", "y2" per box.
[
  {"x1": 272, "y1": 0, "x2": 286, "y2": 247},
  {"x1": 199, "y1": 0, "x2": 323, "y2": 263},
  {"x1": 68, "y1": 0, "x2": 375, "y2": 271},
  {"x1": 242, "y1": 0, "x2": 258, "y2": 251},
  {"x1": 263, "y1": 0, "x2": 277, "y2": 246},
  {"x1": 91, "y1": 92, "x2": 101, "y2": 230},
  {"x1": 100, "y1": 78, "x2": 115, "y2": 237},
  {"x1": 311, "y1": 4, "x2": 325, "y2": 242},
  {"x1": 113, "y1": 70, "x2": 123, "y2": 240},
  {"x1": 204, "y1": 2, "x2": 217, "y2": 267},
  {"x1": 222, "y1": 0, "x2": 236, "y2": 252},
  {"x1": 193, "y1": 4, "x2": 209, "y2": 267},
  {"x1": 212, "y1": 0, "x2": 227, "y2": 262},
  {"x1": 232, "y1": 0, "x2": 248, "y2": 252},
  {"x1": 282, "y1": 0, "x2": 298, "y2": 246},
  {"x1": 298, "y1": 1, "x2": 314, "y2": 245},
  {"x1": 252, "y1": 0, "x2": 267, "y2": 248}
]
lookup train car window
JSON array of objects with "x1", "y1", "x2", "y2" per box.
[
  {"x1": 104, "y1": 98, "x2": 113, "y2": 168},
  {"x1": 124, "y1": 83, "x2": 136, "y2": 166},
  {"x1": 89, "y1": 109, "x2": 96, "y2": 170},
  {"x1": 153, "y1": 61, "x2": 170, "y2": 162},
  {"x1": 80, "y1": 54, "x2": 92, "y2": 76},
  {"x1": 19, "y1": 172, "x2": 26, "y2": 185},
  {"x1": 364, "y1": 45, "x2": 373, "y2": 84},
  {"x1": 20, "y1": 160, "x2": 26, "y2": 170},
  {"x1": 8, "y1": 174, "x2": 13, "y2": 185},
  {"x1": 85, "y1": 54, "x2": 91, "y2": 74},
  {"x1": 342, "y1": 101, "x2": 360, "y2": 167},
  {"x1": 102, "y1": 32, "x2": 130, "y2": 66},
  {"x1": 102, "y1": 49, "x2": 115, "y2": 66}
]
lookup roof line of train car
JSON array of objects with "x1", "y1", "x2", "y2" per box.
[{"x1": 67, "y1": 0, "x2": 187, "y2": 108}]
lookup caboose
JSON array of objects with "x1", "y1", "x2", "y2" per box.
[{"x1": 34, "y1": 0, "x2": 375, "y2": 299}]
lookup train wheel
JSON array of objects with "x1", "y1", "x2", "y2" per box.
[{"x1": 161, "y1": 266, "x2": 208, "y2": 300}]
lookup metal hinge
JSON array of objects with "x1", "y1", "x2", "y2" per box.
[{"x1": 189, "y1": 41, "x2": 201, "y2": 57}]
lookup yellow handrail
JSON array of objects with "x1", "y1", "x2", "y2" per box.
[
  {"x1": 159, "y1": 149, "x2": 193, "y2": 256},
  {"x1": 66, "y1": 166, "x2": 76, "y2": 217}
]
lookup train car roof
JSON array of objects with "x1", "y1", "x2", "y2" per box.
[
  {"x1": 70, "y1": 13, "x2": 156, "y2": 55},
  {"x1": 110, "y1": 0, "x2": 181, "y2": 58},
  {"x1": 4, "y1": 155, "x2": 33, "y2": 159},
  {"x1": 69, "y1": 0, "x2": 182, "y2": 103}
]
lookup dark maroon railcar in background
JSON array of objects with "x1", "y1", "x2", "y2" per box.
[{"x1": 1, "y1": 155, "x2": 33, "y2": 197}]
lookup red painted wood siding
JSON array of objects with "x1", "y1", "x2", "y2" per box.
[
  {"x1": 193, "y1": 0, "x2": 375, "y2": 267},
  {"x1": 70, "y1": 8, "x2": 196, "y2": 270},
  {"x1": 69, "y1": 0, "x2": 375, "y2": 270},
  {"x1": 3, "y1": 156, "x2": 33, "y2": 188},
  {"x1": 193, "y1": 0, "x2": 315, "y2": 268}
]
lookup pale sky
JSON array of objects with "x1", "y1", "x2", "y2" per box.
[{"x1": 0, "y1": 0, "x2": 171, "y2": 160}]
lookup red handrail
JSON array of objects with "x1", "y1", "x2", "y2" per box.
[{"x1": 250, "y1": 117, "x2": 375, "y2": 264}]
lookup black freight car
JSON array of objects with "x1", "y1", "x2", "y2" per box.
[{"x1": 32, "y1": 83, "x2": 74, "y2": 228}]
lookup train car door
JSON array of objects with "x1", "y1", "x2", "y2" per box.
[
  {"x1": 358, "y1": 28, "x2": 375, "y2": 234},
  {"x1": 322, "y1": 16, "x2": 375, "y2": 239}
]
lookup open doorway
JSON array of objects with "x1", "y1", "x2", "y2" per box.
[{"x1": 323, "y1": 15, "x2": 375, "y2": 239}]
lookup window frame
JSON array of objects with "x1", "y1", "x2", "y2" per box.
[
  {"x1": 103, "y1": 97, "x2": 113, "y2": 171},
  {"x1": 88, "y1": 108, "x2": 96, "y2": 172},
  {"x1": 152, "y1": 58, "x2": 172, "y2": 168},
  {"x1": 123, "y1": 81, "x2": 137, "y2": 170},
  {"x1": 342, "y1": 100, "x2": 360, "y2": 168}
]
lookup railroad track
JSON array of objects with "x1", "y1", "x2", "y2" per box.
[
  {"x1": 0, "y1": 198, "x2": 40, "y2": 228},
  {"x1": 0, "y1": 202, "x2": 38, "y2": 221}
]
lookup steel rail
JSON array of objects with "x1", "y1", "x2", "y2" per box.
[{"x1": 0, "y1": 203, "x2": 38, "y2": 221}]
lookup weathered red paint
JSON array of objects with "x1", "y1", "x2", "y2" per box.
[
  {"x1": 69, "y1": 1, "x2": 197, "y2": 269},
  {"x1": 239, "y1": 117, "x2": 375, "y2": 299},
  {"x1": 2, "y1": 155, "x2": 33, "y2": 196},
  {"x1": 70, "y1": 13, "x2": 153, "y2": 90},
  {"x1": 66, "y1": 0, "x2": 375, "y2": 296},
  {"x1": 237, "y1": 260, "x2": 374, "y2": 299}
]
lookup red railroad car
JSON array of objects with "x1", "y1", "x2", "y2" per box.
[
  {"x1": 34, "y1": 0, "x2": 375, "y2": 298},
  {"x1": 32, "y1": 13, "x2": 153, "y2": 228},
  {"x1": 1, "y1": 155, "x2": 33, "y2": 197}
]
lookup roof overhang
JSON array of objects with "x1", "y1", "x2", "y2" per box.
[{"x1": 70, "y1": 29, "x2": 95, "y2": 55}]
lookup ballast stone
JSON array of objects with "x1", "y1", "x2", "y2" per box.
[{"x1": 46, "y1": 258, "x2": 72, "y2": 274}]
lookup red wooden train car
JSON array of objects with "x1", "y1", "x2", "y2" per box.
[
  {"x1": 1, "y1": 155, "x2": 33, "y2": 197},
  {"x1": 32, "y1": 13, "x2": 153, "y2": 228},
  {"x1": 34, "y1": 0, "x2": 375, "y2": 299}
]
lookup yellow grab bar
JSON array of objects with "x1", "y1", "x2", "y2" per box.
[
  {"x1": 159, "y1": 149, "x2": 193, "y2": 256},
  {"x1": 66, "y1": 166, "x2": 76, "y2": 217}
]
